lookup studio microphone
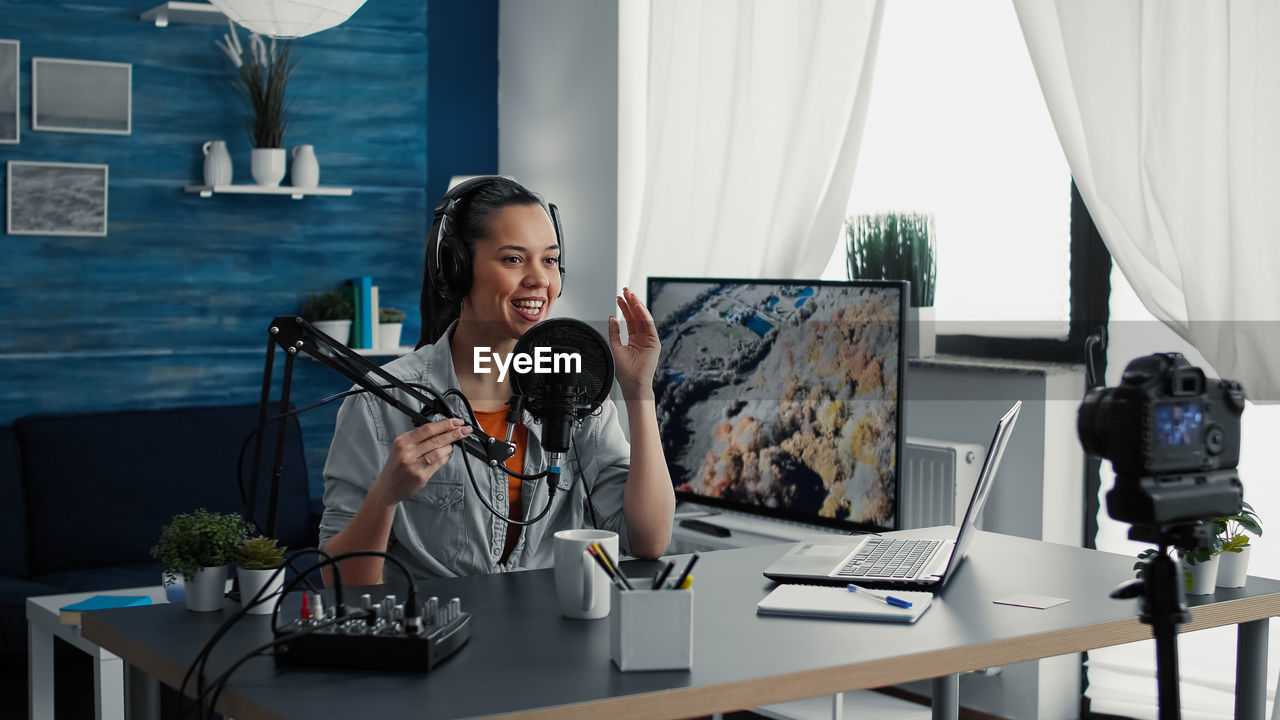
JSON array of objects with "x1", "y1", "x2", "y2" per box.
[{"x1": 509, "y1": 318, "x2": 615, "y2": 495}]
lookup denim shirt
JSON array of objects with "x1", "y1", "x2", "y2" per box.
[{"x1": 319, "y1": 324, "x2": 632, "y2": 579}]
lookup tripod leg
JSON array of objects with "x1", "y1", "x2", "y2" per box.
[
  {"x1": 1153, "y1": 621, "x2": 1181, "y2": 720},
  {"x1": 1236, "y1": 619, "x2": 1267, "y2": 720}
]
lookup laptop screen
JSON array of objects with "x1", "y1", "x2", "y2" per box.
[{"x1": 935, "y1": 401, "x2": 1021, "y2": 584}]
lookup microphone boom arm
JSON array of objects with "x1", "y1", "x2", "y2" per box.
[{"x1": 267, "y1": 316, "x2": 514, "y2": 468}]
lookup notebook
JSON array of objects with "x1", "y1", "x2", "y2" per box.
[
  {"x1": 763, "y1": 401, "x2": 1021, "y2": 591},
  {"x1": 756, "y1": 584, "x2": 933, "y2": 623},
  {"x1": 60, "y1": 595, "x2": 153, "y2": 624}
]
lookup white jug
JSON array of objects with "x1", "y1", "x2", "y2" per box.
[
  {"x1": 202, "y1": 140, "x2": 232, "y2": 186},
  {"x1": 290, "y1": 144, "x2": 319, "y2": 188}
]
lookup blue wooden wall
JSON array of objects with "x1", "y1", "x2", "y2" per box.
[{"x1": 0, "y1": 0, "x2": 499, "y2": 499}]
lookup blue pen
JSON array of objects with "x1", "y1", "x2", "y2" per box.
[{"x1": 846, "y1": 584, "x2": 913, "y2": 608}]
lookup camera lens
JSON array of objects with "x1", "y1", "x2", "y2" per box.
[{"x1": 1076, "y1": 387, "x2": 1113, "y2": 457}]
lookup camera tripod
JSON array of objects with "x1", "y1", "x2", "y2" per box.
[{"x1": 1110, "y1": 522, "x2": 1213, "y2": 720}]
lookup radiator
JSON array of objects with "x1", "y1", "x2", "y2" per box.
[{"x1": 899, "y1": 436, "x2": 986, "y2": 529}]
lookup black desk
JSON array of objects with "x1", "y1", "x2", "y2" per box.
[{"x1": 82, "y1": 530, "x2": 1280, "y2": 720}]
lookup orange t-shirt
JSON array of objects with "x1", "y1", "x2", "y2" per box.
[{"x1": 471, "y1": 407, "x2": 528, "y2": 563}]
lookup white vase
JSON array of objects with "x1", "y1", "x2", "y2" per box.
[
  {"x1": 251, "y1": 147, "x2": 287, "y2": 187},
  {"x1": 185, "y1": 565, "x2": 229, "y2": 611},
  {"x1": 1182, "y1": 554, "x2": 1220, "y2": 595},
  {"x1": 1216, "y1": 545, "x2": 1251, "y2": 588},
  {"x1": 905, "y1": 305, "x2": 936, "y2": 358},
  {"x1": 238, "y1": 567, "x2": 285, "y2": 615},
  {"x1": 290, "y1": 144, "x2": 319, "y2": 188},
  {"x1": 202, "y1": 140, "x2": 232, "y2": 186},
  {"x1": 313, "y1": 319, "x2": 352, "y2": 346},
  {"x1": 378, "y1": 322, "x2": 402, "y2": 350}
]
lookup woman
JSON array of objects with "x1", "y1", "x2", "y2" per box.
[{"x1": 319, "y1": 176, "x2": 674, "y2": 585}]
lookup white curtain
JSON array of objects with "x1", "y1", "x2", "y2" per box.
[
  {"x1": 618, "y1": 0, "x2": 885, "y2": 293},
  {"x1": 1013, "y1": 0, "x2": 1280, "y2": 401}
]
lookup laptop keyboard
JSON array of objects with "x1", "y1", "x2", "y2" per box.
[{"x1": 837, "y1": 538, "x2": 942, "y2": 579}]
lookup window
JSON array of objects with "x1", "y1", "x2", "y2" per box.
[{"x1": 819, "y1": 0, "x2": 1101, "y2": 360}]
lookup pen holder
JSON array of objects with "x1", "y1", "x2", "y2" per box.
[{"x1": 609, "y1": 584, "x2": 693, "y2": 671}]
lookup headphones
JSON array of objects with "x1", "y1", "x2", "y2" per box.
[{"x1": 427, "y1": 175, "x2": 565, "y2": 302}]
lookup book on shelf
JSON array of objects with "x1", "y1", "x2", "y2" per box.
[
  {"x1": 345, "y1": 276, "x2": 374, "y2": 348},
  {"x1": 370, "y1": 285, "x2": 381, "y2": 349}
]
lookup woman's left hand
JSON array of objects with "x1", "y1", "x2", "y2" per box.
[{"x1": 609, "y1": 287, "x2": 660, "y2": 396}]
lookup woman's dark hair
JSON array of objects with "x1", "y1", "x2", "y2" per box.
[{"x1": 418, "y1": 177, "x2": 548, "y2": 348}]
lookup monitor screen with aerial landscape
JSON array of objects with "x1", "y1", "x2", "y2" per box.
[{"x1": 648, "y1": 277, "x2": 906, "y2": 532}]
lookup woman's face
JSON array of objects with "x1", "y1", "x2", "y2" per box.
[{"x1": 462, "y1": 203, "x2": 562, "y2": 339}]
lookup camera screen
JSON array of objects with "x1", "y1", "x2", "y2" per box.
[{"x1": 1153, "y1": 402, "x2": 1205, "y2": 446}]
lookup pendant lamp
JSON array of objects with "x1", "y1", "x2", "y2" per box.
[{"x1": 207, "y1": 0, "x2": 368, "y2": 39}]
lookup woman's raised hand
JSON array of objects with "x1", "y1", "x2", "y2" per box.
[{"x1": 608, "y1": 287, "x2": 660, "y2": 398}]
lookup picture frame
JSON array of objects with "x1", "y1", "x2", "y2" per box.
[
  {"x1": 0, "y1": 40, "x2": 17, "y2": 143},
  {"x1": 6, "y1": 161, "x2": 109, "y2": 237},
  {"x1": 31, "y1": 57, "x2": 131, "y2": 135}
]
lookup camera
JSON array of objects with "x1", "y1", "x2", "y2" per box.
[{"x1": 1077, "y1": 352, "x2": 1245, "y2": 528}]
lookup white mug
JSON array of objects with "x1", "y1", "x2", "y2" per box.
[{"x1": 554, "y1": 529, "x2": 618, "y2": 619}]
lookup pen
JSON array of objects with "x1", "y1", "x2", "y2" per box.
[
  {"x1": 585, "y1": 545, "x2": 628, "y2": 591},
  {"x1": 669, "y1": 553, "x2": 699, "y2": 591},
  {"x1": 651, "y1": 560, "x2": 675, "y2": 590},
  {"x1": 846, "y1": 583, "x2": 913, "y2": 608},
  {"x1": 591, "y1": 542, "x2": 633, "y2": 590}
]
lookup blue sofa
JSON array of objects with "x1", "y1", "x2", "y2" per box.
[{"x1": 0, "y1": 403, "x2": 320, "y2": 665}]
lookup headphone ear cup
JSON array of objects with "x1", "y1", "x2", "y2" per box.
[{"x1": 439, "y1": 236, "x2": 471, "y2": 301}]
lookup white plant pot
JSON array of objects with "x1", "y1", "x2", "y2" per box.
[
  {"x1": 1216, "y1": 545, "x2": 1252, "y2": 588},
  {"x1": 378, "y1": 322, "x2": 403, "y2": 350},
  {"x1": 1182, "y1": 554, "x2": 1220, "y2": 595},
  {"x1": 238, "y1": 567, "x2": 285, "y2": 615},
  {"x1": 905, "y1": 305, "x2": 935, "y2": 358},
  {"x1": 185, "y1": 565, "x2": 229, "y2": 612},
  {"x1": 312, "y1": 319, "x2": 352, "y2": 346},
  {"x1": 250, "y1": 147, "x2": 287, "y2": 187}
]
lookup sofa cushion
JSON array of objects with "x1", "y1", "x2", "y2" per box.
[
  {"x1": 15, "y1": 403, "x2": 311, "y2": 576},
  {"x1": 30, "y1": 562, "x2": 167, "y2": 594},
  {"x1": 0, "y1": 576, "x2": 64, "y2": 664},
  {"x1": 0, "y1": 427, "x2": 27, "y2": 578}
]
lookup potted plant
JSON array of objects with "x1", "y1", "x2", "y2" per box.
[
  {"x1": 1135, "y1": 544, "x2": 1218, "y2": 595},
  {"x1": 1215, "y1": 501, "x2": 1262, "y2": 588},
  {"x1": 845, "y1": 212, "x2": 937, "y2": 357},
  {"x1": 300, "y1": 290, "x2": 354, "y2": 346},
  {"x1": 378, "y1": 307, "x2": 406, "y2": 350},
  {"x1": 236, "y1": 536, "x2": 287, "y2": 615},
  {"x1": 216, "y1": 22, "x2": 295, "y2": 186},
  {"x1": 151, "y1": 509, "x2": 249, "y2": 612},
  {"x1": 1178, "y1": 540, "x2": 1222, "y2": 595}
]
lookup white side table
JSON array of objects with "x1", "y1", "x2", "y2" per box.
[{"x1": 26, "y1": 586, "x2": 167, "y2": 720}]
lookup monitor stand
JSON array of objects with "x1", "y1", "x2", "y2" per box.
[{"x1": 671, "y1": 503, "x2": 847, "y2": 553}]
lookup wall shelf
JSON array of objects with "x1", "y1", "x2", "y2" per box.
[
  {"x1": 140, "y1": 2, "x2": 225, "y2": 27},
  {"x1": 185, "y1": 185, "x2": 354, "y2": 200}
]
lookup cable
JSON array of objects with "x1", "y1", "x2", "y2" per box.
[
  {"x1": 199, "y1": 550, "x2": 416, "y2": 719},
  {"x1": 195, "y1": 611, "x2": 365, "y2": 720},
  {"x1": 572, "y1": 435, "x2": 601, "y2": 530},
  {"x1": 179, "y1": 548, "x2": 336, "y2": 720},
  {"x1": 458, "y1": 440, "x2": 556, "y2": 527},
  {"x1": 183, "y1": 548, "x2": 416, "y2": 720},
  {"x1": 238, "y1": 382, "x2": 555, "y2": 537}
]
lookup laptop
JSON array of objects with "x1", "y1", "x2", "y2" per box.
[{"x1": 763, "y1": 401, "x2": 1022, "y2": 591}]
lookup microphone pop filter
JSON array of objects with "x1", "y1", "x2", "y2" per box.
[{"x1": 510, "y1": 318, "x2": 614, "y2": 422}]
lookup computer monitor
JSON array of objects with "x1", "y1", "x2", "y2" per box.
[{"x1": 648, "y1": 277, "x2": 907, "y2": 533}]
